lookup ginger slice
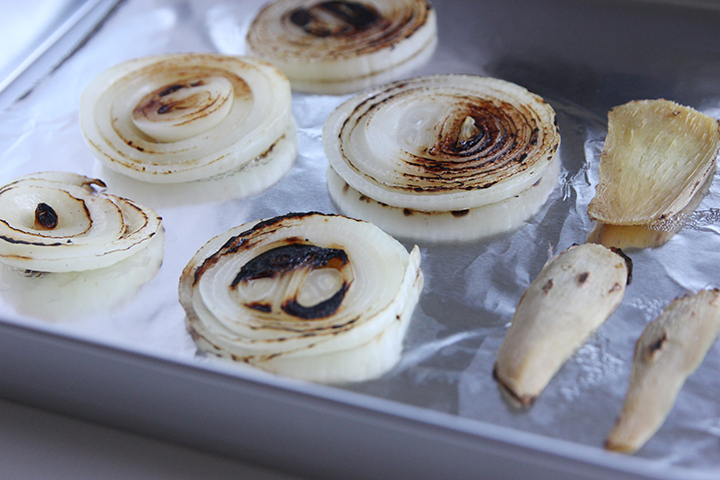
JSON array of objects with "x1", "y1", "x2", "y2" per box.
[
  {"x1": 588, "y1": 99, "x2": 720, "y2": 227},
  {"x1": 606, "y1": 289, "x2": 720, "y2": 454},
  {"x1": 493, "y1": 243, "x2": 631, "y2": 407},
  {"x1": 587, "y1": 164, "x2": 714, "y2": 249}
]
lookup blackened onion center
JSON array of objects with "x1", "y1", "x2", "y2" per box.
[
  {"x1": 34, "y1": 203, "x2": 58, "y2": 230},
  {"x1": 232, "y1": 243, "x2": 351, "y2": 320},
  {"x1": 289, "y1": 1, "x2": 380, "y2": 37}
]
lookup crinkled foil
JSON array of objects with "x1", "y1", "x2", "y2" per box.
[{"x1": 2, "y1": 0, "x2": 720, "y2": 475}]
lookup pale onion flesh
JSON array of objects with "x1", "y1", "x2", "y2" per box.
[
  {"x1": 323, "y1": 74, "x2": 560, "y2": 239},
  {"x1": 94, "y1": 120, "x2": 298, "y2": 208},
  {"x1": 179, "y1": 212, "x2": 423, "y2": 383},
  {"x1": 326, "y1": 156, "x2": 560, "y2": 242},
  {"x1": 80, "y1": 54, "x2": 296, "y2": 185},
  {"x1": 0, "y1": 171, "x2": 163, "y2": 273},
  {"x1": 588, "y1": 99, "x2": 720, "y2": 228},
  {"x1": 605, "y1": 289, "x2": 720, "y2": 454},
  {"x1": 493, "y1": 243, "x2": 631, "y2": 408},
  {"x1": 0, "y1": 229, "x2": 164, "y2": 321},
  {"x1": 246, "y1": 0, "x2": 438, "y2": 94}
]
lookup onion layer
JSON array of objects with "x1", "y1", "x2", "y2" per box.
[
  {"x1": 323, "y1": 75, "x2": 560, "y2": 239},
  {"x1": 0, "y1": 172, "x2": 163, "y2": 272},
  {"x1": 179, "y1": 212, "x2": 423, "y2": 383},
  {"x1": 80, "y1": 54, "x2": 295, "y2": 185},
  {"x1": 246, "y1": 0, "x2": 437, "y2": 94},
  {"x1": 327, "y1": 157, "x2": 560, "y2": 242},
  {"x1": 0, "y1": 229, "x2": 164, "y2": 321}
]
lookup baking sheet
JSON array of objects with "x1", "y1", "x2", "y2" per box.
[{"x1": 2, "y1": 0, "x2": 720, "y2": 477}]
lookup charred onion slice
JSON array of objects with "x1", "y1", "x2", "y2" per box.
[
  {"x1": 245, "y1": 0, "x2": 437, "y2": 94},
  {"x1": 80, "y1": 54, "x2": 295, "y2": 184},
  {"x1": 0, "y1": 172, "x2": 163, "y2": 272},
  {"x1": 179, "y1": 212, "x2": 423, "y2": 383},
  {"x1": 588, "y1": 99, "x2": 720, "y2": 227},
  {"x1": 606, "y1": 289, "x2": 720, "y2": 454},
  {"x1": 323, "y1": 75, "x2": 560, "y2": 237}
]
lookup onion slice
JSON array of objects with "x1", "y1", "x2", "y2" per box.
[
  {"x1": 327, "y1": 157, "x2": 560, "y2": 242},
  {"x1": 179, "y1": 212, "x2": 423, "y2": 383},
  {"x1": 323, "y1": 74, "x2": 560, "y2": 240},
  {"x1": 246, "y1": 0, "x2": 437, "y2": 94},
  {"x1": 80, "y1": 54, "x2": 296, "y2": 185},
  {"x1": 0, "y1": 171, "x2": 163, "y2": 272}
]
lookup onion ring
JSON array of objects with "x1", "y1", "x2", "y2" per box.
[
  {"x1": 80, "y1": 53, "x2": 296, "y2": 186},
  {"x1": 179, "y1": 212, "x2": 423, "y2": 383},
  {"x1": 323, "y1": 74, "x2": 560, "y2": 240},
  {"x1": 246, "y1": 0, "x2": 437, "y2": 94},
  {"x1": 0, "y1": 171, "x2": 163, "y2": 273}
]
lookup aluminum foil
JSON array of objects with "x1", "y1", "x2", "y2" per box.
[{"x1": 1, "y1": 0, "x2": 720, "y2": 475}]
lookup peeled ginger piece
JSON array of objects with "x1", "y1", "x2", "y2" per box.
[
  {"x1": 605, "y1": 289, "x2": 720, "y2": 454},
  {"x1": 588, "y1": 99, "x2": 720, "y2": 227}
]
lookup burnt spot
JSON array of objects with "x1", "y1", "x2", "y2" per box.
[
  {"x1": 403, "y1": 208, "x2": 412, "y2": 216},
  {"x1": 493, "y1": 364, "x2": 534, "y2": 409},
  {"x1": 231, "y1": 243, "x2": 349, "y2": 286},
  {"x1": 134, "y1": 79, "x2": 217, "y2": 121},
  {"x1": 34, "y1": 203, "x2": 58, "y2": 230},
  {"x1": 192, "y1": 234, "x2": 249, "y2": 286},
  {"x1": 158, "y1": 84, "x2": 186, "y2": 97},
  {"x1": 229, "y1": 241, "x2": 352, "y2": 320},
  {"x1": 576, "y1": 272, "x2": 590, "y2": 285},
  {"x1": 282, "y1": 283, "x2": 350, "y2": 319},
  {"x1": 289, "y1": 1, "x2": 380, "y2": 37},
  {"x1": 542, "y1": 278, "x2": 553, "y2": 295},
  {"x1": 646, "y1": 331, "x2": 668, "y2": 360},
  {"x1": 246, "y1": 302, "x2": 272, "y2": 313},
  {"x1": 0, "y1": 234, "x2": 63, "y2": 247},
  {"x1": 451, "y1": 209, "x2": 469, "y2": 218}
]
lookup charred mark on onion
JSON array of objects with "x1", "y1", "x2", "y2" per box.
[
  {"x1": 282, "y1": 282, "x2": 350, "y2": 319},
  {"x1": 231, "y1": 243, "x2": 349, "y2": 285},
  {"x1": 289, "y1": 1, "x2": 381, "y2": 37},
  {"x1": 34, "y1": 203, "x2": 59, "y2": 230},
  {"x1": 230, "y1": 243, "x2": 352, "y2": 319}
]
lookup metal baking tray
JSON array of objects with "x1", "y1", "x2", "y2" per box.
[{"x1": 2, "y1": 0, "x2": 720, "y2": 478}]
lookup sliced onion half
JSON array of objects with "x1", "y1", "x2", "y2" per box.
[
  {"x1": 323, "y1": 75, "x2": 561, "y2": 240},
  {"x1": 179, "y1": 212, "x2": 423, "y2": 383},
  {"x1": 246, "y1": 0, "x2": 437, "y2": 94},
  {"x1": 0, "y1": 171, "x2": 163, "y2": 272},
  {"x1": 80, "y1": 54, "x2": 296, "y2": 186}
]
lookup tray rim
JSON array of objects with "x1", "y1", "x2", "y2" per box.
[{"x1": 2, "y1": 0, "x2": 720, "y2": 478}]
